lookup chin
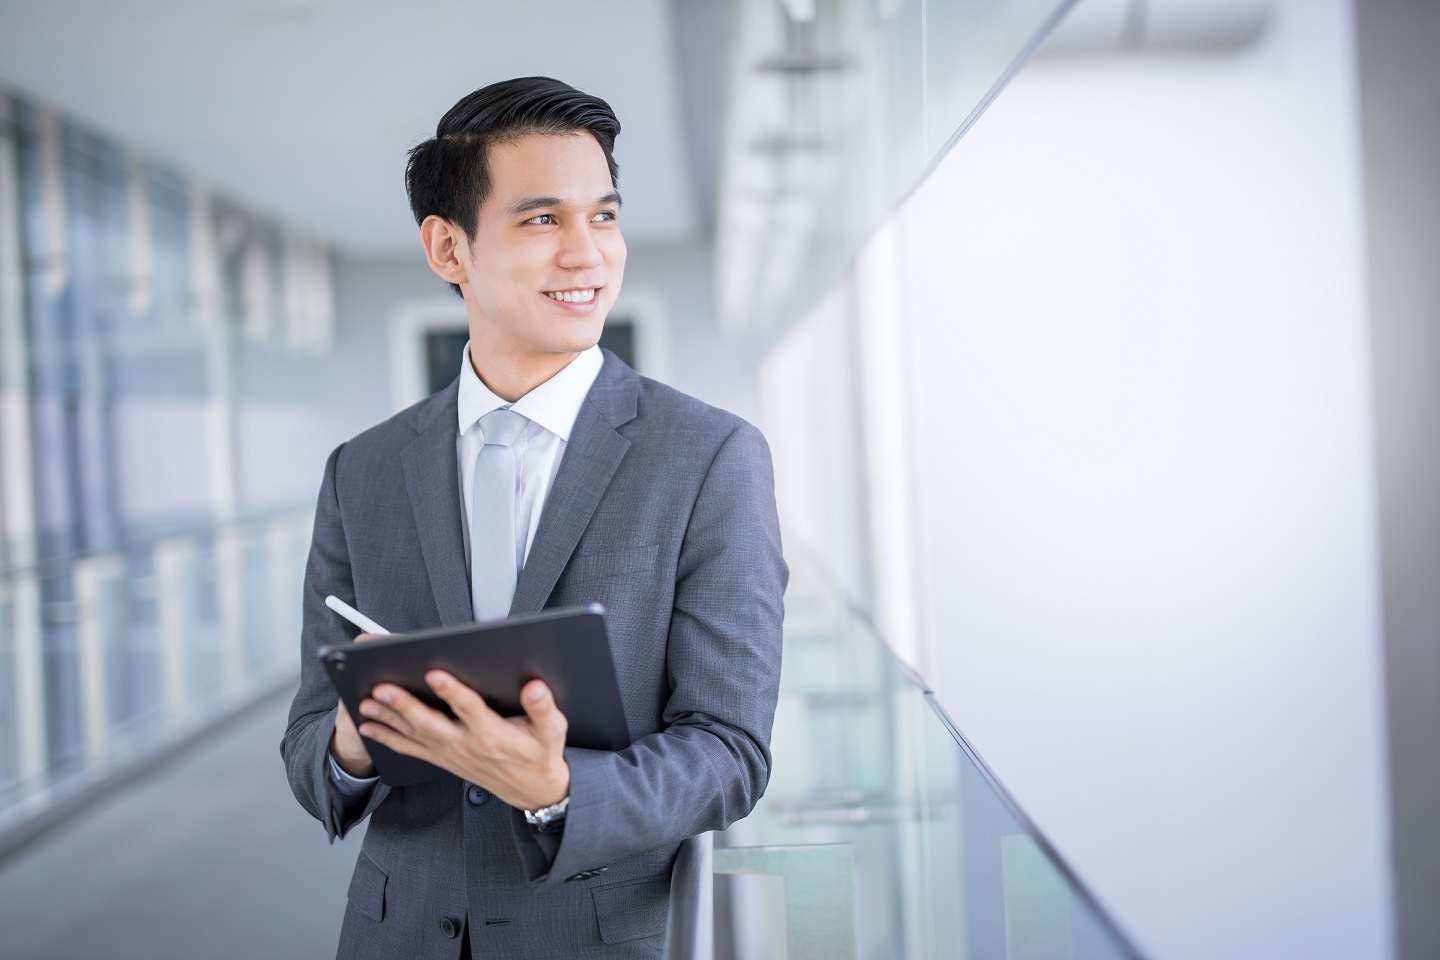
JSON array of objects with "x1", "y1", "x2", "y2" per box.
[
  {"x1": 537, "y1": 336, "x2": 601, "y2": 356},
  {"x1": 563, "y1": 323, "x2": 607, "y2": 353}
]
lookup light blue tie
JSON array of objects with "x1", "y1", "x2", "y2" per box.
[{"x1": 470, "y1": 408, "x2": 529, "y2": 621}]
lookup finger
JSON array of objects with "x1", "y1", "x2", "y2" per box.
[
  {"x1": 425, "y1": 671, "x2": 496, "y2": 728},
  {"x1": 519, "y1": 680, "x2": 568, "y2": 744},
  {"x1": 363, "y1": 685, "x2": 421, "y2": 738},
  {"x1": 356, "y1": 632, "x2": 384, "y2": 643},
  {"x1": 357, "y1": 697, "x2": 415, "y2": 739},
  {"x1": 372, "y1": 684, "x2": 457, "y2": 745},
  {"x1": 357, "y1": 720, "x2": 430, "y2": 761}
]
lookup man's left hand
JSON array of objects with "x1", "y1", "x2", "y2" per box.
[{"x1": 355, "y1": 674, "x2": 570, "y2": 811}]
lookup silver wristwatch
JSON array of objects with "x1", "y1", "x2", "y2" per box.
[{"x1": 523, "y1": 795, "x2": 569, "y2": 833}]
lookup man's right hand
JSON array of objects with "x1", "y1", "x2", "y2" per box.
[{"x1": 329, "y1": 632, "x2": 384, "y2": 777}]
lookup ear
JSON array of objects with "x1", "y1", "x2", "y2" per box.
[{"x1": 419, "y1": 215, "x2": 470, "y2": 287}]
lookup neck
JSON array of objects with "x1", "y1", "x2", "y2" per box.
[{"x1": 468, "y1": 344, "x2": 580, "y2": 403}]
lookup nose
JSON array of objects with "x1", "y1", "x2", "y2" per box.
[{"x1": 556, "y1": 221, "x2": 604, "y2": 270}]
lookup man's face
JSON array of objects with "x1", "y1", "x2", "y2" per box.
[{"x1": 459, "y1": 132, "x2": 626, "y2": 363}]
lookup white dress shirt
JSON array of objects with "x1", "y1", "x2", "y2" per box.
[
  {"x1": 456, "y1": 343, "x2": 604, "y2": 573},
  {"x1": 330, "y1": 344, "x2": 604, "y2": 795}
]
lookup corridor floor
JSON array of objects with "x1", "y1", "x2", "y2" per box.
[{"x1": 0, "y1": 688, "x2": 364, "y2": 959}]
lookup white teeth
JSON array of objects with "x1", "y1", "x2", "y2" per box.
[{"x1": 548, "y1": 288, "x2": 595, "y2": 303}]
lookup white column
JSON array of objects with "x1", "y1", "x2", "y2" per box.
[
  {"x1": 0, "y1": 95, "x2": 46, "y2": 790},
  {"x1": 190, "y1": 183, "x2": 238, "y2": 522},
  {"x1": 125, "y1": 151, "x2": 153, "y2": 319},
  {"x1": 37, "y1": 109, "x2": 67, "y2": 300},
  {"x1": 241, "y1": 231, "x2": 271, "y2": 342}
]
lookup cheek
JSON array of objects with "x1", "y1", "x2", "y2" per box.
[{"x1": 604, "y1": 237, "x2": 627, "y2": 281}]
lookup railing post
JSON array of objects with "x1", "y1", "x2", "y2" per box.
[
  {"x1": 713, "y1": 843, "x2": 856, "y2": 960},
  {"x1": 215, "y1": 524, "x2": 247, "y2": 699},
  {"x1": 73, "y1": 552, "x2": 122, "y2": 769},
  {"x1": 666, "y1": 832, "x2": 715, "y2": 960},
  {"x1": 267, "y1": 516, "x2": 298, "y2": 670},
  {"x1": 7, "y1": 571, "x2": 45, "y2": 795},
  {"x1": 154, "y1": 537, "x2": 195, "y2": 726}
]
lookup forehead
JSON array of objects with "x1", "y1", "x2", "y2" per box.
[{"x1": 481, "y1": 132, "x2": 613, "y2": 206}]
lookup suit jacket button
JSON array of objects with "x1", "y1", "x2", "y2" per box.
[
  {"x1": 440, "y1": 916, "x2": 460, "y2": 939},
  {"x1": 466, "y1": 785, "x2": 489, "y2": 805}
]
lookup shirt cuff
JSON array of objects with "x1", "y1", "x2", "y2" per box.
[{"x1": 328, "y1": 752, "x2": 381, "y2": 797}]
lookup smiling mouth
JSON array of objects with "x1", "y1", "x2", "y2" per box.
[{"x1": 543, "y1": 287, "x2": 598, "y2": 303}]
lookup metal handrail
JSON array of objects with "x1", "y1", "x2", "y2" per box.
[{"x1": 0, "y1": 504, "x2": 311, "y2": 581}]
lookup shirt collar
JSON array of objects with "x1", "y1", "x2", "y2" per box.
[{"x1": 457, "y1": 344, "x2": 604, "y2": 442}]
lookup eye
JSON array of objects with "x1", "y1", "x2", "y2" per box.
[
  {"x1": 592, "y1": 211, "x2": 617, "y2": 223},
  {"x1": 525, "y1": 214, "x2": 557, "y2": 225}
]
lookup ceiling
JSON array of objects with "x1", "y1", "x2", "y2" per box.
[{"x1": 0, "y1": 0, "x2": 705, "y2": 253}]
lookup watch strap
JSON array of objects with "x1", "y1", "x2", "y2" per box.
[{"x1": 523, "y1": 795, "x2": 569, "y2": 831}]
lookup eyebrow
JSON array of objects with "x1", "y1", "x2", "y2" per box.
[{"x1": 506, "y1": 192, "x2": 624, "y2": 217}]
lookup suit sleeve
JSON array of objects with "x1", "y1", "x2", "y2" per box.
[
  {"x1": 279, "y1": 443, "x2": 392, "y2": 841},
  {"x1": 515, "y1": 422, "x2": 787, "y2": 888}
]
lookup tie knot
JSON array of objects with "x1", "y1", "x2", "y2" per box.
[{"x1": 478, "y1": 408, "x2": 528, "y2": 447}]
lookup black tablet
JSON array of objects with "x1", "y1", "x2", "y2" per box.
[{"x1": 318, "y1": 604, "x2": 631, "y2": 786}]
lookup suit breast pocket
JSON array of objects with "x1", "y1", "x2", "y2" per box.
[{"x1": 561, "y1": 543, "x2": 660, "y2": 587}]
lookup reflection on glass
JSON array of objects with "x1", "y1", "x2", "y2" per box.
[
  {"x1": 718, "y1": 553, "x2": 1138, "y2": 959},
  {"x1": 717, "y1": 0, "x2": 1075, "y2": 333},
  {"x1": 0, "y1": 87, "x2": 334, "y2": 836}
]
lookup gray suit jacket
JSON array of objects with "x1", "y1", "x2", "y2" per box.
[{"x1": 280, "y1": 351, "x2": 786, "y2": 959}]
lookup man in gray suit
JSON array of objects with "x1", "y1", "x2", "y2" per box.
[{"x1": 280, "y1": 77, "x2": 786, "y2": 959}]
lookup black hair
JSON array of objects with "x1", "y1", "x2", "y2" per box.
[{"x1": 405, "y1": 77, "x2": 622, "y2": 296}]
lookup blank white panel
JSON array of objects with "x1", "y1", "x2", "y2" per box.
[
  {"x1": 235, "y1": 405, "x2": 333, "y2": 510},
  {"x1": 111, "y1": 399, "x2": 212, "y2": 523},
  {"x1": 894, "y1": 1, "x2": 1390, "y2": 958}
]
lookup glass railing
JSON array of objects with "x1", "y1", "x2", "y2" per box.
[
  {"x1": 0, "y1": 509, "x2": 312, "y2": 838},
  {"x1": 710, "y1": 554, "x2": 1142, "y2": 959}
]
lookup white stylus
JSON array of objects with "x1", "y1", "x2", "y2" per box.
[{"x1": 324, "y1": 595, "x2": 391, "y2": 636}]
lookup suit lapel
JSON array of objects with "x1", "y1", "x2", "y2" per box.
[
  {"x1": 511, "y1": 352, "x2": 639, "y2": 615},
  {"x1": 401, "y1": 382, "x2": 474, "y2": 626}
]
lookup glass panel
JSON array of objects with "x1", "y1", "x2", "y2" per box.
[
  {"x1": 0, "y1": 511, "x2": 311, "y2": 831},
  {"x1": 0, "y1": 85, "x2": 333, "y2": 831},
  {"x1": 717, "y1": 0, "x2": 1075, "y2": 332},
  {"x1": 718, "y1": 554, "x2": 1137, "y2": 959},
  {"x1": 923, "y1": 0, "x2": 1074, "y2": 156}
]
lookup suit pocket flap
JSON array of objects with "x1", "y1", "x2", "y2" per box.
[
  {"x1": 591, "y1": 873, "x2": 670, "y2": 944},
  {"x1": 347, "y1": 852, "x2": 387, "y2": 922},
  {"x1": 563, "y1": 543, "x2": 660, "y2": 586}
]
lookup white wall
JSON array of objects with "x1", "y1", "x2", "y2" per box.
[{"x1": 889, "y1": 1, "x2": 1390, "y2": 957}]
